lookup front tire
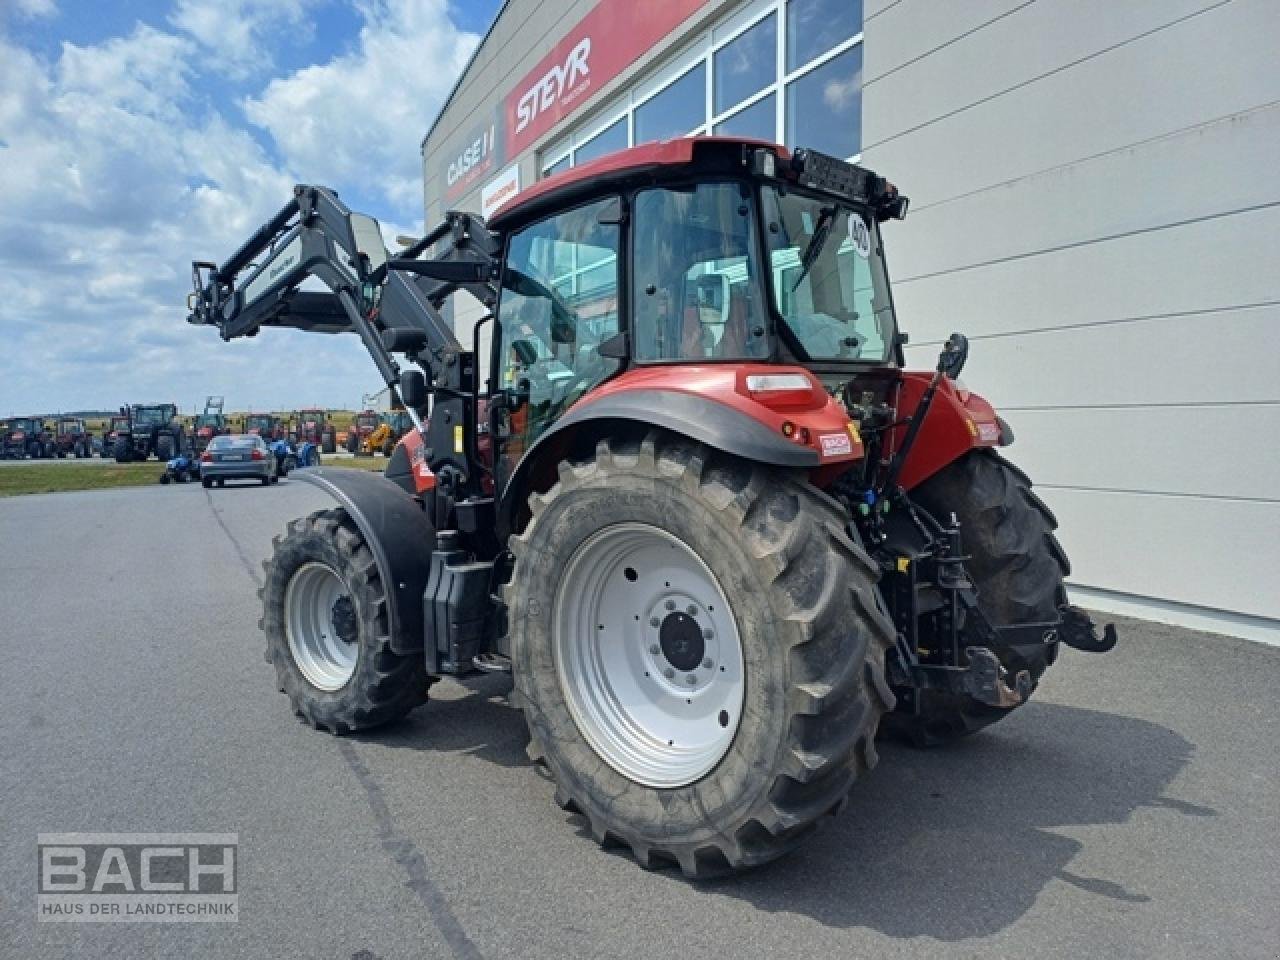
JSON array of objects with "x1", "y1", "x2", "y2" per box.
[
  {"x1": 506, "y1": 432, "x2": 895, "y2": 876},
  {"x1": 888, "y1": 450, "x2": 1069, "y2": 745},
  {"x1": 261, "y1": 509, "x2": 428, "y2": 732}
]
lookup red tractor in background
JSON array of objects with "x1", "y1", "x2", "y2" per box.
[
  {"x1": 345, "y1": 409, "x2": 381, "y2": 454},
  {"x1": 101, "y1": 415, "x2": 129, "y2": 458},
  {"x1": 52, "y1": 417, "x2": 93, "y2": 458},
  {"x1": 244, "y1": 413, "x2": 287, "y2": 441},
  {"x1": 190, "y1": 138, "x2": 1116, "y2": 876},
  {"x1": 191, "y1": 395, "x2": 230, "y2": 454},
  {"x1": 292, "y1": 408, "x2": 337, "y2": 454},
  {"x1": 1, "y1": 417, "x2": 55, "y2": 459}
]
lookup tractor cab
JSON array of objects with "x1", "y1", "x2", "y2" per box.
[{"x1": 484, "y1": 139, "x2": 910, "y2": 494}]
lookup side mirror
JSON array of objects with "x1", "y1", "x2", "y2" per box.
[
  {"x1": 400, "y1": 369, "x2": 430, "y2": 409},
  {"x1": 937, "y1": 332, "x2": 969, "y2": 379}
]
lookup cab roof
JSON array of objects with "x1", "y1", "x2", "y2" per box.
[{"x1": 487, "y1": 136, "x2": 788, "y2": 228}]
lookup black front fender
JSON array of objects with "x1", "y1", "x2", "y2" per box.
[{"x1": 291, "y1": 467, "x2": 435, "y2": 654}]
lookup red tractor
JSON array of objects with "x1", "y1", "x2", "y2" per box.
[
  {"x1": 2, "y1": 417, "x2": 55, "y2": 459},
  {"x1": 345, "y1": 409, "x2": 381, "y2": 454},
  {"x1": 53, "y1": 417, "x2": 94, "y2": 458},
  {"x1": 293, "y1": 408, "x2": 336, "y2": 454},
  {"x1": 101, "y1": 415, "x2": 130, "y2": 458},
  {"x1": 190, "y1": 138, "x2": 1115, "y2": 876},
  {"x1": 191, "y1": 395, "x2": 230, "y2": 454},
  {"x1": 244, "y1": 413, "x2": 286, "y2": 441}
]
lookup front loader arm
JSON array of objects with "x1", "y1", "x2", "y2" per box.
[
  {"x1": 188, "y1": 184, "x2": 501, "y2": 501},
  {"x1": 188, "y1": 184, "x2": 499, "y2": 395}
]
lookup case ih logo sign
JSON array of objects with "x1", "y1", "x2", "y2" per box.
[
  {"x1": 504, "y1": 0, "x2": 711, "y2": 157},
  {"x1": 444, "y1": 118, "x2": 501, "y2": 202}
]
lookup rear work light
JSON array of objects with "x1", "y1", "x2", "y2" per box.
[
  {"x1": 743, "y1": 373, "x2": 820, "y2": 409},
  {"x1": 250, "y1": 449, "x2": 265, "y2": 460},
  {"x1": 200, "y1": 451, "x2": 212, "y2": 462}
]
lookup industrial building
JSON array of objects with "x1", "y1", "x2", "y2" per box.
[{"x1": 421, "y1": 0, "x2": 1280, "y2": 643}]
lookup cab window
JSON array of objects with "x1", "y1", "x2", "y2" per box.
[{"x1": 631, "y1": 181, "x2": 770, "y2": 362}]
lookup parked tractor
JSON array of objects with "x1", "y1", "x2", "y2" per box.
[
  {"x1": 2, "y1": 417, "x2": 54, "y2": 459},
  {"x1": 113, "y1": 403, "x2": 185, "y2": 462},
  {"x1": 190, "y1": 138, "x2": 1116, "y2": 876},
  {"x1": 245, "y1": 412, "x2": 286, "y2": 441},
  {"x1": 100, "y1": 415, "x2": 129, "y2": 458},
  {"x1": 345, "y1": 409, "x2": 382, "y2": 454},
  {"x1": 191, "y1": 396, "x2": 230, "y2": 453},
  {"x1": 53, "y1": 417, "x2": 94, "y2": 458},
  {"x1": 292, "y1": 408, "x2": 337, "y2": 454},
  {"x1": 363, "y1": 409, "x2": 413, "y2": 456}
]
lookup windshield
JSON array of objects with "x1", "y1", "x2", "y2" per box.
[
  {"x1": 195, "y1": 415, "x2": 222, "y2": 428},
  {"x1": 356, "y1": 414, "x2": 379, "y2": 429},
  {"x1": 246, "y1": 416, "x2": 272, "y2": 430},
  {"x1": 11, "y1": 418, "x2": 35, "y2": 431},
  {"x1": 134, "y1": 407, "x2": 170, "y2": 426},
  {"x1": 761, "y1": 187, "x2": 897, "y2": 362}
]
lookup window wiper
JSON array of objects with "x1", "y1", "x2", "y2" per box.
[{"x1": 791, "y1": 206, "x2": 837, "y2": 293}]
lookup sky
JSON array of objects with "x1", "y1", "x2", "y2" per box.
[{"x1": 0, "y1": 0, "x2": 502, "y2": 415}]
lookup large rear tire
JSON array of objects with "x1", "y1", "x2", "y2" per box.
[
  {"x1": 887, "y1": 449, "x2": 1069, "y2": 745},
  {"x1": 506, "y1": 432, "x2": 895, "y2": 876},
  {"x1": 260, "y1": 508, "x2": 428, "y2": 732}
]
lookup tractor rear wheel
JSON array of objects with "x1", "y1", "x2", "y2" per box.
[
  {"x1": 506, "y1": 432, "x2": 895, "y2": 876},
  {"x1": 261, "y1": 508, "x2": 428, "y2": 732},
  {"x1": 886, "y1": 449, "x2": 1069, "y2": 745},
  {"x1": 113, "y1": 438, "x2": 132, "y2": 463}
]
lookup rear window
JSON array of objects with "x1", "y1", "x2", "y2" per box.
[{"x1": 210, "y1": 435, "x2": 259, "y2": 450}]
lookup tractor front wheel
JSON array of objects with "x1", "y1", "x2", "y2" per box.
[
  {"x1": 506, "y1": 432, "x2": 895, "y2": 876},
  {"x1": 885, "y1": 449, "x2": 1069, "y2": 745},
  {"x1": 261, "y1": 508, "x2": 428, "y2": 732}
]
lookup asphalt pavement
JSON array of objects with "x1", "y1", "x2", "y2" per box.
[{"x1": 0, "y1": 479, "x2": 1276, "y2": 960}]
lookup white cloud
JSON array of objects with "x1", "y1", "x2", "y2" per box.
[
  {"x1": 170, "y1": 0, "x2": 322, "y2": 79},
  {"x1": 0, "y1": 1, "x2": 482, "y2": 415},
  {"x1": 7, "y1": 0, "x2": 57, "y2": 19},
  {"x1": 244, "y1": 0, "x2": 479, "y2": 209}
]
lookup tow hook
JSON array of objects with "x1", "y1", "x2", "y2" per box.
[
  {"x1": 963, "y1": 647, "x2": 1031, "y2": 708},
  {"x1": 1058, "y1": 605, "x2": 1118, "y2": 653}
]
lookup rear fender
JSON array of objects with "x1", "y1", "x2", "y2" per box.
[
  {"x1": 892, "y1": 372, "x2": 1006, "y2": 490},
  {"x1": 290, "y1": 467, "x2": 435, "y2": 654},
  {"x1": 496, "y1": 365, "x2": 862, "y2": 538}
]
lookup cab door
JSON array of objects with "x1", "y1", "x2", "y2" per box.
[{"x1": 492, "y1": 197, "x2": 623, "y2": 495}]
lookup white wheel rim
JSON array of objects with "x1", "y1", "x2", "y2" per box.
[
  {"x1": 553, "y1": 523, "x2": 745, "y2": 788},
  {"x1": 285, "y1": 562, "x2": 358, "y2": 691}
]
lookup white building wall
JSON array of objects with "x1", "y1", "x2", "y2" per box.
[{"x1": 861, "y1": 0, "x2": 1280, "y2": 642}]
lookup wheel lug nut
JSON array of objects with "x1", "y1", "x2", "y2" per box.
[
  {"x1": 664, "y1": 599, "x2": 675, "y2": 611},
  {"x1": 649, "y1": 617, "x2": 660, "y2": 628},
  {"x1": 686, "y1": 674, "x2": 698, "y2": 686},
  {"x1": 686, "y1": 605, "x2": 697, "y2": 616},
  {"x1": 649, "y1": 644, "x2": 660, "y2": 655},
  {"x1": 702, "y1": 658, "x2": 713, "y2": 669},
  {"x1": 663, "y1": 667, "x2": 675, "y2": 679}
]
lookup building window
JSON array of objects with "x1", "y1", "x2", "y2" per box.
[
  {"x1": 786, "y1": 44, "x2": 862, "y2": 161},
  {"x1": 713, "y1": 12, "x2": 775, "y2": 116},
  {"x1": 786, "y1": 0, "x2": 863, "y2": 72},
  {"x1": 635, "y1": 63, "x2": 706, "y2": 145},
  {"x1": 538, "y1": 0, "x2": 863, "y2": 176}
]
